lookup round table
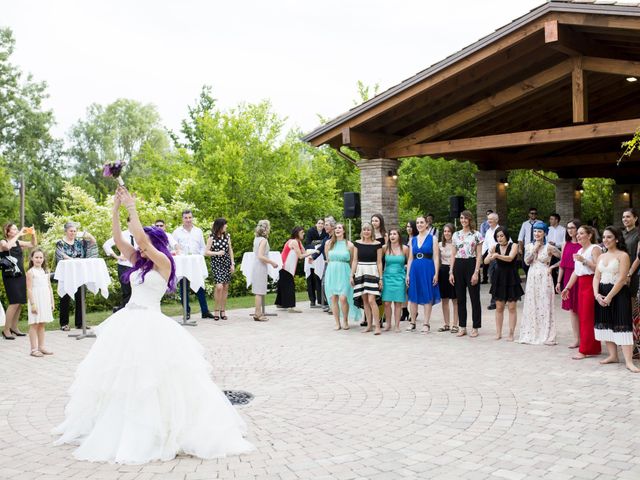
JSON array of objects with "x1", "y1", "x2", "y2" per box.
[
  {"x1": 173, "y1": 254, "x2": 209, "y2": 326},
  {"x1": 54, "y1": 258, "x2": 111, "y2": 339}
]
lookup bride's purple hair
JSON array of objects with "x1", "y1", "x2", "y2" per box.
[{"x1": 122, "y1": 226, "x2": 176, "y2": 292}]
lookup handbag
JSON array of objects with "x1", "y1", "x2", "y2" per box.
[{"x1": 0, "y1": 255, "x2": 22, "y2": 277}]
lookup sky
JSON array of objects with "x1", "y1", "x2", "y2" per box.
[{"x1": 2, "y1": 0, "x2": 545, "y2": 140}]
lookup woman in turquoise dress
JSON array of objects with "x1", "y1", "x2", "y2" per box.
[
  {"x1": 382, "y1": 229, "x2": 408, "y2": 332},
  {"x1": 324, "y1": 223, "x2": 361, "y2": 330}
]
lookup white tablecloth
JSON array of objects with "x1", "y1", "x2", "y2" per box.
[
  {"x1": 54, "y1": 258, "x2": 111, "y2": 299},
  {"x1": 303, "y1": 248, "x2": 325, "y2": 279},
  {"x1": 173, "y1": 255, "x2": 209, "y2": 292},
  {"x1": 240, "y1": 252, "x2": 281, "y2": 288}
]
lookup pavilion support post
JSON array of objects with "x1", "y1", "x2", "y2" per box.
[
  {"x1": 475, "y1": 170, "x2": 507, "y2": 229},
  {"x1": 613, "y1": 184, "x2": 632, "y2": 228},
  {"x1": 555, "y1": 179, "x2": 581, "y2": 224},
  {"x1": 357, "y1": 158, "x2": 399, "y2": 230}
]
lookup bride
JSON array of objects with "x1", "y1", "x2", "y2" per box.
[{"x1": 52, "y1": 187, "x2": 254, "y2": 464}]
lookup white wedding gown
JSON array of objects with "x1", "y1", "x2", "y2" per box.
[{"x1": 52, "y1": 269, "x2": 254, "y2": 464}]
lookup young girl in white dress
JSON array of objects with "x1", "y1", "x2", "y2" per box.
[{"x1": 26, "y1": 248, "x2": 54, "y2": 357}]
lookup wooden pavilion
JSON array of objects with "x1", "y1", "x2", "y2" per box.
[{"x1": 302, "y1": 0, "x2": 640, "y2": 228}]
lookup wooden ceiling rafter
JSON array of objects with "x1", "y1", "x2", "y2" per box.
[{"x1": 383, "y1": 118, "x2": 640, "y2": 159}]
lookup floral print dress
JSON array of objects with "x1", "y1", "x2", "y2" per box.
[{"x1": 519, "y1": 243, "x2": 556, "y2": 345}]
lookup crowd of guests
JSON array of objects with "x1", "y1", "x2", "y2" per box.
[
  {"x1": 3, "y1": 205, "x2": 640, "y2": 373},
  {"x1": 253, "y1": 209, "x2": 639, "y2": 374}
]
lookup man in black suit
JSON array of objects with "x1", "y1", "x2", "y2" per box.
[
  {"x1": 308, "y1": 216, "x2": 335, "y2": 313},
  {"x1": 304, "y1": 219, "x2": 328, "y2": 308}
]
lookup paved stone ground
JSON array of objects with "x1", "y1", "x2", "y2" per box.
[{"x1": 1, "y1": 285, "x2": 640, "y2": 480}]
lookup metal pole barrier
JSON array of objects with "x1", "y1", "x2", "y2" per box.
[
  {"x1": 180, "y1": 277, "x2": 197, "y2": 326},
  {"x1": 69, "y1": 285, "x2": 95, "y2": 340}
]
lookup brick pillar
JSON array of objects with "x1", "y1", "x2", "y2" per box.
[
  {"x1": 357, "y1": 158, "x2": 399, "y2": 230},
  {"x1": 475, "y1": 170, "x2": 507, "y2": 228},
  {"x1": 555, "y1": 179, "x2": 581, "y2": 224},
  {"x1": 614, "y1": 184, "x2": 632, "y2": 228}
]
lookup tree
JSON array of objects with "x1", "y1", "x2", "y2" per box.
[
  {"x1": 0, "y1": 27, "x2": 63, "y2": 228},
  {"x1": 68, "y1": 99, "x2": 170, "y2": 200}
]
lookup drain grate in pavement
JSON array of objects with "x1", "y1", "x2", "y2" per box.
[{"x1": 224, "y1": 390, "x2": 254, "y2": 405}]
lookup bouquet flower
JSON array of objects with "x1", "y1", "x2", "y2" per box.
[{"x1": 103, "y1": 160, "x2": 127, "y2": 186}]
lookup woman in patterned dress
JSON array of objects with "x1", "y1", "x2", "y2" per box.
[
  {"x1": 519, "y1": 222, "x2": 561, "y2": 345},
  {"x1": 205, "y1": 218, "x2": 235, "y2": 320}
]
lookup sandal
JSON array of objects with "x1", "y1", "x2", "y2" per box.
[
  {"x1": 470, "y1": 329, "x2": 479, "y2": 338},
  {"x1": 450, "y1": 326, "x2": 459, "y2": 334},
  {"x1": 213, "y1": 311, "x2": 220, "y2": 321},
  {"x1": 30, "y1": 350, "x2": 44, "y2": 358},
  {"x1": 253, "y1": 315, "x2": 268, "y2": 322},
  {"x1": 220, "y1": 311, "x2": 228, "y2": 320},
  {"x1": 38, "y1": 348, "x2": 53, "y2": 355},
  {"x1": 405, "y1": 323, "x2": 416, "y2": 332},
  {"x1": 456, "y1": 328, "x2": 467, "y2": 337},
  {"x1": 60, "y1": 325, "x2": 70, "y2": 332},
  {"x1": 421, "y1": 324, "x2": 431, "y2": 334},
  {"x1": 438, "y1": 325, "x2": 450, "y2": 332}
]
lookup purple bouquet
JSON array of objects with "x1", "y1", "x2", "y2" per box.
[{"x1": 103, "y1": 160, "x2": 126, "y2": 186}]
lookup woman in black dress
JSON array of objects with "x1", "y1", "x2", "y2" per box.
[
  {"x1": 1, "y1": 223, "x2": 37, "y2": 340},
  {"x1": 484, "y1": 227, "x2": 523, "y2": 341},
  {"x1": 205, "y1": 218, "x2": 235, "y2": 320}
]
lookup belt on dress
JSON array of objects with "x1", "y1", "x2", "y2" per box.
[{"x1": 415, "y1": 253, "x2": 433, "y2": 259}]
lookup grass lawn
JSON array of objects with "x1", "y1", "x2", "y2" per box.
[{"x1": 14, "y1": 291, "x2": 310, "y2": 332}]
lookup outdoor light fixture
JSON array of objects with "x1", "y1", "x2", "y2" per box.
[
  {"x1": 500, "y1": 177, "x2": 509, "y2": 187},
  {"x1": 576, "y1": 182, "x2": 584, "y2": 194},
  {"x1": 388, "y1": 170, "x2": 398, "y2": 180},
  {"x1": 624, "y1": 190, "x2": 630, "y2": 196},
  {"x1": 627, "y1": 77, "x2": 638, "y2": 83}
]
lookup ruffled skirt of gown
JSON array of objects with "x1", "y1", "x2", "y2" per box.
[{"x1": 52, "y1": 304, "x2": 254, "y2": 464}]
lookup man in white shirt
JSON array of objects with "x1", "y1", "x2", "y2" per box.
[
  {"x1": 482, "y1": 213, "x2": 499, "y2": 310},
  {"x1": 172, "y1": 209, "x2": 213, "y2": 319},
  {"x1": 547, "y1": 213, "x2": 565, "y2": 288},
  {"x1": 518, "y1": 207, "x2": 538, "y2": 276},
  {"x1": 154, "y1": 219, "x2": 181, "y2": 255},
  {"x1": 103, "y1": 218, "x2": 137, "y2": 312}
]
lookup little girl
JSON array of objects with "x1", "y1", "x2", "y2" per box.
[{"x1": 26, "y1": 248, "x2": 54, "y2": 357}]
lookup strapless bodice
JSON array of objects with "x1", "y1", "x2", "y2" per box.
[{"x1": 126, "y1": 269, "x2": 168, "y2": 310}]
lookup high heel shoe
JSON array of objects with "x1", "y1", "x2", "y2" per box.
[
  {"x1": 10, "y1": 329, "x2": 26, "y2": 337},
  {"x1": 2, "y1": 331, "x2": 15, "y2": 340}
]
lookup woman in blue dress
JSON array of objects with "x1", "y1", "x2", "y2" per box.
[
  {"x1": 406, "y1": 216, "x2": 441, "y2": 333},
  {"x1": 324, "y1": 223, "x2": 361, "y2": 330},
  {"x1": 382, "y1": 229, "x2": 408, "y2": 332}
]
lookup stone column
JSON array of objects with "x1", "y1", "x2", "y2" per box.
[
  {"x1": 613, "y1": 184, "x2": 632, "y2": 228},
  {"x1": 475, "y1": 170, "x2": 507, "y2": 228},
  {"x1": 555, "y1": 179, "x2": 581, "y2": 224},
  {"x1": 357, "y1": 158, "x2": 400, "y2": 230}
]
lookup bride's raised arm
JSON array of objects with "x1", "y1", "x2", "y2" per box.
[{"x1": 116, "y1": 187, "x2": 171, "y2": 279}]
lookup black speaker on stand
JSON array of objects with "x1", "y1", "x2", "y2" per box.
[
  {"x1": 449, "y1": 196, "x2": 465, "y2": 228},
  {"x1": 344, "y1": 192, "x2": 360, "y2": 241}
]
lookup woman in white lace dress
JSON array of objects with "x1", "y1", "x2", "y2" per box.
[{"x1": 519, "y1": 222, "x2": 561, "y2": 345}]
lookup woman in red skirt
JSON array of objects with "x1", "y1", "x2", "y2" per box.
[
  {"x1": 555, "y1": 220, "x2": 581, "y2": 348},
  {"x1": 561, "y1": 225, "x2": 602, "y2": 359}
]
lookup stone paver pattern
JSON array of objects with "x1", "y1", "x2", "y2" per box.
[{"x1": 1, "y1": 286, "x2": 639, "y2": 480}]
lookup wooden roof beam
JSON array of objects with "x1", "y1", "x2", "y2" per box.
[
  {"x1": 383, "y1": 118, "x2": 640, "y2": 158},
  {"x1": 582, "y1": 56, "x2": 640, "y2": 77},
  {"x1": 341, "y1": 128, "x2": 399, "y2": 151},
  {"x1": 544, "y1": 20, "x2": 628, "y2": 59},
  {"x1": 493, "y1": 152, "x2": 620, "y2": 170},
  {"x1": 383, "y1": 59, "x2": 573, "y2": 152},
  {"x1": 572, "y1": 56, "x2": 588, "y2": 123}
]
